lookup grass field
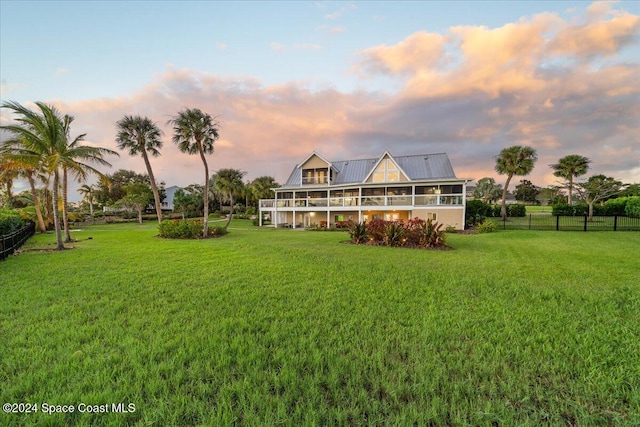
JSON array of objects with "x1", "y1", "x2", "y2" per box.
[{"x1": 1, "y1": 221, "x2": 639, "y2": 426}]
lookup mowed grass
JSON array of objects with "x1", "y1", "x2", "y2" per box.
[{"x1": 1, "y1": 221, "x2": 639, "y2": 426}]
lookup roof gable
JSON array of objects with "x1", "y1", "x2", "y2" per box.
[{"x1": 362, "y1": 151, "x2": 410, "y2": 183}]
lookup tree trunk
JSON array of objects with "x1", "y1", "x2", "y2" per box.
[
  {"x1": 500, "y1": 175, "x2": 513, "y2": 220},
  {"x1": 4, "y1": 180, "x2": 13, "y2": 209},
  {"x1": 568, "y1": 176, "x2": 574, "y2": 205},
  {"x1": 137, "y1": 208, "x2": 143, "y2": 224},
  {"x1": 62, "y1": 167, "x2": 72, "y2": 243},
  {"x1": 141, "y1": 149, "x2": 163, "y2": 223},
  {"x1": 52, "y1": 171, "x2": 64, "y2": 250},
  {"x1": 199, "y1": 144, "x2": 209, "y2": 237},
  {"x1": 89, "y1": 198, "x2": 94, "y2": 224},
  {"x1": 27, "y1": 174, "x2": 47, "y2": 233},
  {"x1": 588, "y1": 201, "x2": 594, "y2": 222},
  {"x1": 225, "y1": 192, "x2": 234, "y2": 230}
]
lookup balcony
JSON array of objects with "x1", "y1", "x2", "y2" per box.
[{"x1": 260, "y1": 194, "x2": 463, "y2": 209}]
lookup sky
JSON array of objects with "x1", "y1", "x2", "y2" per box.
[{"x1": 1, "y1": 0, "x2": 639, "y2": 201}]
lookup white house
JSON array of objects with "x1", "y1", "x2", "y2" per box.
[{"x1": 259, "y1": 151, "x2": 468, "y2": 229}]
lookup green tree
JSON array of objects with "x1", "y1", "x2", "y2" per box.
[
  {"x1": 538, "y1": 186, "x2": 566, "y2": 206},
  {"x1": 116, "y1": 182, "x2": 153, "y2": 224},
  {"x1": 1, "y1": 102, "x2": 114, "y2": 249},
  {"x1": 94, "y1": 169, "x2": 149, "y2": 207},
  {"x1": 173, "y1": 185, "x2": 204, "y2": 219},
  {"x1": 576, "y1": 175, "x2": 626, "y2": 221},
  {"x1": 214, "y1": 168, "x2": 246, "y2": 230},
  {"x1": 168, "y1": 108, "x2": 219, "y2": 237},
  {"x1": 78, "y1": 184, "x2": 95, "y2": 223},
  {"x1": 472, "y1": 177, "x2": 502, "y2": 204},
  {"x1": 495, "y1": 146, "x2": 538, "y2": 219},
  {"x1": 248, "y1": 176, "x2": 280, "y2": 208},
  {"x1": 116, "y1": 115, "x2": 164, "y2": 223},
  {"x1": 0, "y1": 155, "x2": 20, "y2": 208},
  {"x1": 514, "y1": 180, "x2": 540, "y2": 203},
  {"x1": 550, "y1": 155, "x2": 591, "y2": 205}
]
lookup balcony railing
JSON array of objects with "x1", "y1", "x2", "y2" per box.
[{"x1": 260, "y1": 194, "x2": 463, "y2": 208}]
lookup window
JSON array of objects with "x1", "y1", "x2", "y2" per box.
[{"x1": 372, "y1": 159, "x2": 401, "y2": 183}]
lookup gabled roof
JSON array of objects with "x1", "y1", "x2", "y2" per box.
[
  {"x1": 298, "y1": 151, "x2": 332, "y2": 168},
  {"x1": 362, "y1": 151, "x2": 410, "y2": 183},
  {"x1": 282, "y1": 151, "x2": 460, "y2": 188}
]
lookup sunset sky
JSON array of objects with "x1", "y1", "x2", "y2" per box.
[{"x1": 1, "y1": 1, "x2": 639, "y2": 200}]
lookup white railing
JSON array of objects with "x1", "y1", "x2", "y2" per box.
[{"x1": 260, "y1": 194, "x2": 463, "y2": 209}]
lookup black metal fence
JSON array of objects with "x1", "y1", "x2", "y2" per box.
[
  {"x1": 493, "y1": 215, "x2": 640, "y2": 231},
  {"x1": 1, "y1": 222, "x2": 35, "y2": 261}
]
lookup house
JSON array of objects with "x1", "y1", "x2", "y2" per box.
[
  {"x1": 162, "y1": 185, "x2": 182, "y2": 211},
  {"x1": 259, "y1": 151, "x2": 468, "y2": 229}
]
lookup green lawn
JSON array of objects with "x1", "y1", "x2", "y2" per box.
[{"x1": 1, "y1": 221, "x2": 639, "y2": 426}]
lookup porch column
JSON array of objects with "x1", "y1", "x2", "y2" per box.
[{"x1": 293, "y1": 209, "x2": 296, "y2": 229}]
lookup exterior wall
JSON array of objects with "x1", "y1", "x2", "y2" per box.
[
  {"x1": 300, "y1": 155, "x2": 329, "y2": 169},
  {"x1": 412, "y1": 208, "x2": 464, "y2": 229},
  {"x1": 362, "y1": 210, "x2": 411, "y2": 222}
]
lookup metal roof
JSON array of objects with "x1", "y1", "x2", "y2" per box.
[{"x1": 282, "y1": 152, "x2": 459, "y2": 188}]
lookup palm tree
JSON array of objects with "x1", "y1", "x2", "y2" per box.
[
  {"x1": 1, "y1": 102, "x2": 70, "y2": 249},
  {"x1": 549, "y1": 155, "x2": 591, "y2": 205},
  {"x1": 250, "y1": 176, "x2": 280, "y2": 207},
  {"x1": 116, "y1": 115, "x2": 164, "y2": 223},
  {"x1": 59, "y1": 114, "x2": 118, "y2": 242},
  {"x1": 495, "y1": 145, "x2": 538, "y2": 219},
  {"x1": 0, "y1": 156, "x2": 20, "y2": 208},
  {"x1": 214, "y1": 168, "x2": 246, "y2": 230},
  {"x1": 78, "y1": 184, "x2": 95, "y2": 223},
  {"x1": 0, "y1": 152, "x2": 48, "y2": 232},
  {"x1": 168, "y1": 108, "x2": 219, "y2": 237}
]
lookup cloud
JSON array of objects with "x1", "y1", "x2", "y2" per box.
[
  {"x1": 329, "y1": 26, "x2": 345, "y2": 34},
  {"x1": 55, "y1": 68, "x2": 69, "y2": 75},
  {"x1": 294, "y1": 43, "x2": 322, "y2": 50},
  {"x1": 270, "y1": 42, "x2": 285, "y2": 53},
  {"x1": 20, "y1": 2, "x2": 638, "y2": 202},
  {"x1": 216, "y1": 42, "x2": 227, "y2": 50}
]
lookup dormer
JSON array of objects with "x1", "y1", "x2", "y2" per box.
[
  {"x1": 299, "y1": 152, "x2": 335, "y2": 186},
  {"x1": 363, "y1": 152, "x2": 409, "y2": 183}
]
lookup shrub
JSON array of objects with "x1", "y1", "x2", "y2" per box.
[
  {"x1": 383, "y1": 222, "x2": 406, "y2": 247},
  {"x1": 158, "y1": 219, "x2": 204, "y2": 239},
  {"x1": 625, "y1": 197, "x2": 640, "y2": 217},
  {"x1": 245, "y1": 206, "x2": 256, "y2": 216},
  {"x1": 252, "y1": 218, "x2": 260, "y2": 226},
  {"x1": 507, "y1": 204, "x2": 526, "y2": 217},
  {"x1": 445, "y1": 225, "x2": 457, "y2": 233},
  {"x1": 208, "y1": 226, "x2": 228, "y2": 237},
  {"x1": 604, "y1": 197, "x2": 629, "y2": 215},
  {"x1": 552, "y1": 203, "x2": 605, "y2": 216},
  {"x1": 477, "y1": 219, "x2": 497, "y2": 233},
  {"x1": 347, "y1": 221, "x2": 368, "y2": 244},
  {"x1": 366, "y1": 219, "x2": 388, "y2": 244},
  {"x1": 0, "y1": 209, "x2": 24, "y2": 235},
  {"x1": 465, "y1": 200, "x2": 491, "y2": 226}
]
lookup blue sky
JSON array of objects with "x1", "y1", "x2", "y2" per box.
[{"x1": 1, "y1": 1, "x2": 639, "y2": 199}]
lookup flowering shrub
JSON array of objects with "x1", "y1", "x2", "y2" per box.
[{"x1": 351, "y1": 217, "x2": 447, "y2": 249}]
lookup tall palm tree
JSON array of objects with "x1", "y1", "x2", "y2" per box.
[
  {"x1": 168, "y1": 108, "x2": 219, "y2": 237},
  {"x1": 214, "y1": 168, "x2": 246, "y2": 230},
  {"x1": 495, "y1": 145, "x2": 538, "y2": 219},
  {"x1": 78, "y1": 184, "x2": 95, "y2": 223},
  {"x1": 59, "y1": 114, "x2": 118, "y2": 242},
  {"x1": 250, "y1": 176, "x2": 280, "y2": 206},
  {"x1": 116, "y1": 115, "x2": 164, "y2": 223},
  {"x1": 0, "y1": 152, "x2": 48, "y2": 232},
  {"x1": 549, "y1": 154, "x2": 591, "y2": 205},
  {"x1": 1, "y1": 101, "x2": 70, "y2": 249},
  {"x1": 0, "y1": 156, "x2": 20, "y2": 208}
]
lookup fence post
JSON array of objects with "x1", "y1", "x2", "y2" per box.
[
  {"x1": 556, "y1": 215, "x2": 559, "y2": 231},
  {"x1": 614, "y1": 215, "x2": 618, "y2": 231},
  {"x1": 584, "y1": 215, "x2": 587, "y2": 232}
]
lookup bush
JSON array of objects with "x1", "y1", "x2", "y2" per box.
[
  {"x1": 252, "y1": 218, "x2": 260, "y2": 226},
  {"x1": 347, "y1": 221, "x2": 368, "y2": 244},
  {"x1": 158, "y1": 219, "x2": 204, "y2": 239},
  {"x1": 208, "y1": 226, "x2": 228, "y2": 237},
  {"x1": 245, "y1": 206, "x2": 256, "y2": 216},
  {"x1": 604, "y1": 197, "x2": 629, "y2": 215},
  {"x1": 351, "y1": 218, "x2": 446, "y2": 249},
  {"x1": 625, "y1": 197, "x2": 640, "y2": 217},
  {"x1": 0, "y1": 209, "x2": 24, "y2": 235},
  {"x1": 477, "y1": 220, "x2": 497, "y2": 233},
  {"x1": 552, "y1": 203, "x2": 605, "y2": 216},
  {"x1": 507, "y1": 204, "x2": 526, "y2": 217},
  {"x1": 465, "y1": 200, "x2": 491, "y2": 226}
]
